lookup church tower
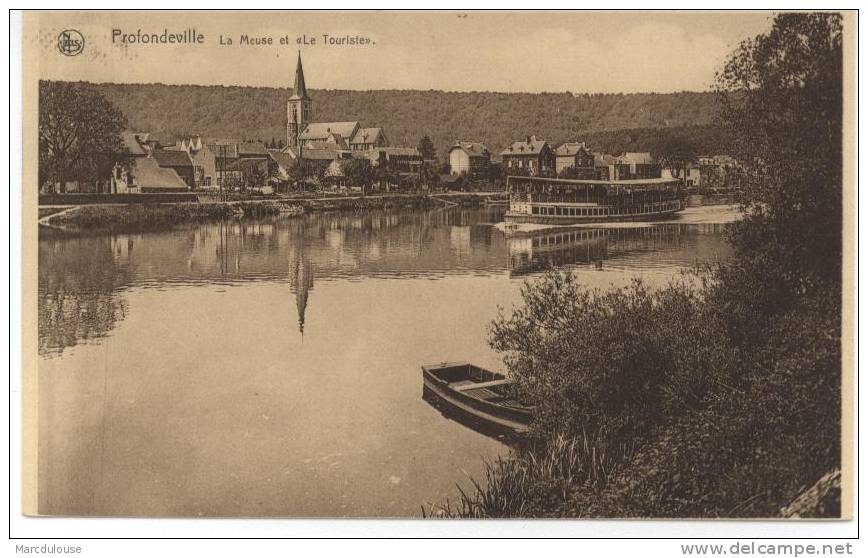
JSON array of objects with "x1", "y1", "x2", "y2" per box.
[{"x1": 287, "y1": 51, "x2": 312, "y2": 149}]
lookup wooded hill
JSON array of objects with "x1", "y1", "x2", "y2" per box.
[{"x1": 72, "y1": 81, "x2": 728, "y2": 159}]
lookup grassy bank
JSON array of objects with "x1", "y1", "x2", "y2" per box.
[
  {"x1": 45, "y1": 202, "x2": 246, "y2": 229},
  {"x1": 40, "y1": 192, "x2": 503, "y2": 230}
]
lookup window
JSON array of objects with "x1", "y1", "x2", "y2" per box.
[{"x1": 205, "y1": 177, "x2": 212, "y2": 187}]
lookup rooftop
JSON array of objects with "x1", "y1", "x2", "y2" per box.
[
  {"x1": 555, "y1": 142, "x2": 589, "y2": 157},
  {"x1": 152, "y1": 149, "x2": 193, "y2": 167},
  {"x1": 300, "y1": 122, "x2": 360, "y2": 141},
  {"x1": 350, "y1": 127, "x2": 384, "y2": 145},
  {"x1": 238, "y1": 142, "x2": 270, "y2": 156},
  {"x1": 502, "y1": 135, "x2": 548, "y2": 156},
  {"x1": 133, "y1": 157, "x2": 188, "y2": 190},
  {"x1": 450, "y1": 141, "x2": 490, "y2": 158}
]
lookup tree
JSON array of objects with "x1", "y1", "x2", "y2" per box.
[
  {"x1": 241, "y1": 162, "x2": 270, "y2": 191},
  {"x1": 39, "y1": 81, "x2": 128, "y2": 193},
  {"x1": 716, "y1": 12, "x2": 843, "y2": 288},
  {"x1": 290, "y1": 159, "x2": 328, "y2": 191},
  {"x1": 343, "y1": 158, "x2": 373, "y2": 189},
  {"x1": 656, "y1": 136, "x2": 697, "y2": 182},
  {"x1": 417, "y1": 135, "x2": 437, "y2": 161},
  {"x1": 373, "y1": 164, "x2": 398, "y2": 191}
]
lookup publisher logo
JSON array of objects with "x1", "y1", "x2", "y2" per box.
[{"x1": 57, "y1": 30, "x2": 84, "y2": 56}]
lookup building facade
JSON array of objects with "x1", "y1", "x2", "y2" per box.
[
  {"x1": 448, "y1": 142, "x2": 491, "y2": 177},
  {"x1": 554, "y1": 142, "x2": 595, "y2": 175},
  {"x1": 501, "y1": 136, "x2": 555, "y2": 176}
]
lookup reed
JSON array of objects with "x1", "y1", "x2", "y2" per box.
[{"x1": 423, "y1": 432, "x2": 635, "y2": 518}]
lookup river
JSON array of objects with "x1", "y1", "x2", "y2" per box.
[{"x1": 36, "y1": 201, "x2": 739, "y2": 517}]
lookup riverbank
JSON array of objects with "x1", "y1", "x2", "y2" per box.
[
  {"x1": 39, "y1": 192, "x2": 506, "y2": 230},
  {"x1": 425, "y1": 262, "x2": 841, "y2": 518}
]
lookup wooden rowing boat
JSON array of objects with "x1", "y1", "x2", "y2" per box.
[{"x1": 421, "y1": 362, "x2": 532, "y2": 435}]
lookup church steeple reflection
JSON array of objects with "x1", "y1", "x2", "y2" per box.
[{"x1": 289, "y1": 223, "x2": 314, "y2": 336}]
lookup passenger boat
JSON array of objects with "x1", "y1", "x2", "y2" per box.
[
  {"x1": 505, "y1": 175, "x2": 684, "y2": 224},
  {"x1": 421, "y1": 362, "x2": 532, "y2": 435}
]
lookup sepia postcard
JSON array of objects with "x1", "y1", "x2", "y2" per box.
[{"x1": 18, "y1": 9, "x2": 855, "y2": 522}]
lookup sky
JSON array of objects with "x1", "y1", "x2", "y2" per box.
[{"x1": 29, "y1": 11, "x2": 776, "y2": 94}]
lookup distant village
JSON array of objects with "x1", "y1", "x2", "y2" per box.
[{"x1": 48, "y1": 53, "x2": 738, "y2": 197}]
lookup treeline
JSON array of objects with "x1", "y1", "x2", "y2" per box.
[
  {"x1": 72, "y1": 81, "x2": 723, "y2": 157},
  {"x1": 580, "y1": 125, "x2": 732, "y2": 159}
]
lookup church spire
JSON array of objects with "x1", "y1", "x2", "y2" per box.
[
  {"x1": 287, "y1": 51, "x2": 312, "y2": 149},
  {"x1": 290, "y1": 51, "x2": 310, "y2": 101}
]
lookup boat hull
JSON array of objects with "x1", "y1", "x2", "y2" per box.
[
  {"x1": 421, "y1": 363, "x2": 531, "y2": 435},
  {"x1": 504, "y1": 205, "x2": 683, "y2": 225}
]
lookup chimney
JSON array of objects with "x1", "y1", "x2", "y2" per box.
[{"x1": 526, "y1": 135, "x2": 532, "y2": 144}]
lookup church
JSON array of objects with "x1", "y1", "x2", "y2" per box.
[{"x1": 284, "y1": 52, "x2": 389, "y2": 156}]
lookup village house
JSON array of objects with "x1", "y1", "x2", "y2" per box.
[
  {"x1": 166, "y1": 137, "x2": 224, "y2": 189},
  {"x1": 111, "y1": 132, "x2": 189, "y2": 193},
  {"x1": 554, "y1": 142, "x2": 595, "y2": 175},
  {"x1": 350, "y1": 128, "x2": 389, "y2": 151},
  {"x1": 501, "y1": 136, "x2": 555, "y2": 176},
  {"x1": 109, "y1": 131, "x2": 149, "y2": 193},
  {"x1": 297, "y1": 122, "x2": 360, "y2": 149},
  {"x1": 132, "y1": 157, "x2": 190, "y2": 193},
  {"x1": 617, "y1": 152, "x2": 661, "y2": 179},
  {"x1": 593, "y1": 152, "x2": 627, "y2": 181},
  {"x1": 448, "y1": 142, "x2": 491, "y2": 178},
  {"x1": 152, "y1": 149, "x2": 196, "y2": 189},
  {"x1": 169, "y1": 138, "x2": 274, "y2": 190}
]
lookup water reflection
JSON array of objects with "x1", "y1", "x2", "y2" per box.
[
  {"x1": 38, "y1": 207, "x2": 735, "y2": 355},
  {"x1": 422, "y1": 385, "x2": 526, "y2": 445},
  {"x1": 36, "y1": 206, "x2": 737, "y2": 517},
  {"x1": 289, "y1": 221, "x2": 314, "y2": 335},
  {"x1": 38, "y1": 234, "x2": 133, "y2": 356},
  {"x1": 507, "y1": 223, "x2": 731, "y2": 276}
]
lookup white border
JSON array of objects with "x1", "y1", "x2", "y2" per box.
[{"x1": 5, "y1": 2, "x2": 860, "y2": 546}]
